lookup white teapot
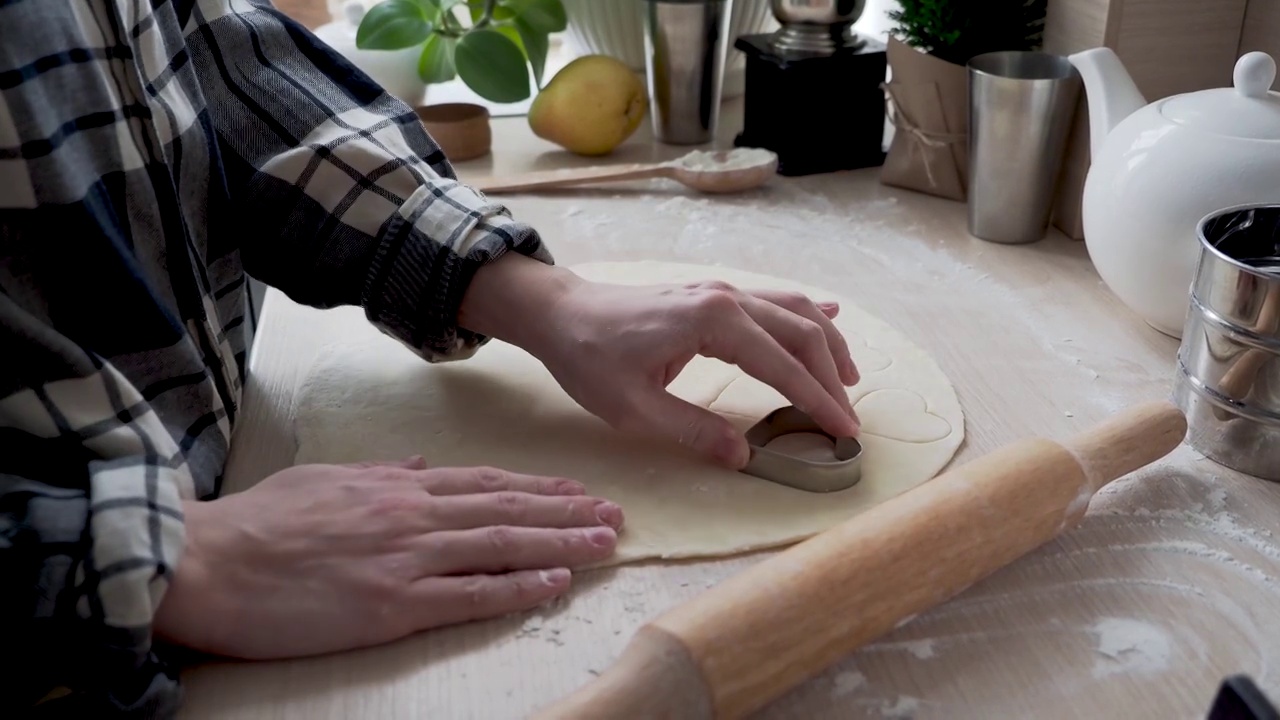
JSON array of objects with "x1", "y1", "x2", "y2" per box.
[
  {"x1": 1067, "y1": 48, "x2": 1280, "y2": 338},
  {"x1": 313, "y1": 1, "x2": 427, "y2": 107}
]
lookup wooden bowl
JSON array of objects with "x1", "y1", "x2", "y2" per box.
[{"x1": 414, "y1": 103, "x2": 492, "y2": 162}]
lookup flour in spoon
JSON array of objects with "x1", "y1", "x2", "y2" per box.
[{"x1": 677, "y1": 147, "x2": 775, "y2": 171}]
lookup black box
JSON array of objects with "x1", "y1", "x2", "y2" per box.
[{"x1": 733, "y1": 34, "x2": 888, "y2": 177}]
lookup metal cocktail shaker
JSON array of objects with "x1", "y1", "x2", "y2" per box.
[{"x1": 643, "y1": 0, "x2": 735, "y2": 145}]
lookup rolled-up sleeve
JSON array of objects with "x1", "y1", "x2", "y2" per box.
[
  {"x1": 186, "y1": 0, "x2": 551, "y2": 361},
  {"x1": 1, "y1": 296, "x2": 192, "y2": 717}
]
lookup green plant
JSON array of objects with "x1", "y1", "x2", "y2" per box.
[
  {"x1": 355, "y1": 0, "x2": 567, "y2": 103},
  {"x1": 888, "y1": 0, "x2": 1048, "y2": 66}
]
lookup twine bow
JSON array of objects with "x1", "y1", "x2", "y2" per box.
[{"x1": 881, "y1": 82, "x2": 965, "y2": 189}]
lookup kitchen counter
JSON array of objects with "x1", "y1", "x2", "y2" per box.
[{"x1": 178, "y1": 101, "x2": 1280, "y2": 719}]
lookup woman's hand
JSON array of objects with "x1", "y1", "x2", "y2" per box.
[
  {"x1": 154, "y1": 457, "x2": 623, "y2": 659},
  {"x1": 459, "y1": 254, "x2": 860, "y2": 468}
]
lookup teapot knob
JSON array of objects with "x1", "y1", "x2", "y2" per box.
[{"x1": 1234, "y1": 52, "x2": 1277, "y2": 98}]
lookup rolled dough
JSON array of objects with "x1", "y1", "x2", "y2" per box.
[{"x1": 293, "y1": 261, "x2": 964, "y2": 566}]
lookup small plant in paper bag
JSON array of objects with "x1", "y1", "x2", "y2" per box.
[{"x1": 879, "y1": 0, "x2": 1048, "y2": 201}]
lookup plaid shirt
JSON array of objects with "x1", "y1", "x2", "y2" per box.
[{"x1": 0, "y1": 0, "x2": 549, "y2": 716}]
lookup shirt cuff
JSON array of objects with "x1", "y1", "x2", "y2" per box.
[{"x1": 361, "y1": 188, "x2": 553, "y2": 362}]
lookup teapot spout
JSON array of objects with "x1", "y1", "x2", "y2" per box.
[{"x1": 1067, "y1": 48, "x2": 1147, "y2": 161}]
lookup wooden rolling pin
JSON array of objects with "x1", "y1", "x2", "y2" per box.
[{"x1": 532, "y1": 401, "x2": 1188, "y2": 720}]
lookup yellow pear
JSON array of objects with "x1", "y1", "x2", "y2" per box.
[{"x1": 528, "y1": 55, "x2": 648, "y2": 156}]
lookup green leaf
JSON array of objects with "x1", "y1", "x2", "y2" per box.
[
  {"x1": 504, "y1": 0, "x2": 566, "y2": 34},
  {"x1": 495, "y1": 24, "x2": 524, "y2": 53},
  {"x1": 417, "y1": 33, "x2": 457, "y2": 83},
  {"x1": 454, "y1": 28, "x2": 530, "y2": 103},
  {"x1": 468, "y1": 0, "x2": 516, "y2": 22},
  {"x1": 513, "y1": 17, "x2": 548, "y2": 88},
  {"x1": 356, "y1": 0, "x2": 434, "y2": 50}
]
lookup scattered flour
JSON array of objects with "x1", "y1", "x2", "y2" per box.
[
  {"x1": 1090, "y1": 617, "x2": 1172, "y2": 678},
  {"x1": 879, "y1": 696, "x2": 921, "y2": 718},
  {"x1": 1124, "y1": 507, "x2": 1280, "y2": 561},
  {"x1": 904, "y1": 639, "x2": 936, "y2": 659},
  {"x1": 832, "y1": 670, "x2": 868, "y2": 697},
  {"x1": 1206, "y1": 487, "x2": 1228, "y2": 511}
]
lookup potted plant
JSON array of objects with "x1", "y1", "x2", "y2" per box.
[
  {"x1": 354, "y1": 0, "x2": 568, "y2": 104},
  {"x1": 879, "y1": 0, "x2": 1048, "y2": 201}
]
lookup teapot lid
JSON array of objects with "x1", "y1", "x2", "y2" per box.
[{"x1": 1160, "y1": 52, "x2": 1280, "y2": 140}]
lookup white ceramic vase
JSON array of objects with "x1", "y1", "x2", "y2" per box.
[
  {"x1": 314, "y1": 0, "x2": 428, "y2": 106},
  {"x1": 561, "y1": 0, "x2": 777, "y2": 98}
]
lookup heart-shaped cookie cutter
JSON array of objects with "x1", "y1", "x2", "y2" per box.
[{"x1": 741, "y1": 406, "x2": 864, "y2": 493}]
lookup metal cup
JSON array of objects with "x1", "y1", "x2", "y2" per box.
[
  {"x1": 966, "y1": 51, "x2": 1080, "y2": 244},
  {"x1": 1173, "y1": 203, "x2": 1280, "y2": 481},
  {"x1": 643, "y1": 0, "x2": 735, "y2": 145}
]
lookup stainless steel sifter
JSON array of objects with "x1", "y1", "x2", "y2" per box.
[{"x1": 1173, "y1": 203, "x2": 1280, "y2": 481}]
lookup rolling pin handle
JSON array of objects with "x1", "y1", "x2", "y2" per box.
[{"x1": 1059, "y1": 400, "x2": 1188, "y2": 493}]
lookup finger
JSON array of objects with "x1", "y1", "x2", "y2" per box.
[
  {"x1": 341, "y1": 455, "x2": 428, "y2": 470},
  {"x1": 416, "y1": 467, "x2": 586, "y2": 497},
  {"x1": 700, "y1": 304, "x2": 859, "y2": 439},
  {"x1": 738, "y1": 295, "x2": 855, "y2": 417},
  {"x1": 755, "y1": 291, "x2": 859, "y2": 386},
  {"x1": 620, "y1": 389, "x2": 748, "y2": 469},
  {"x1": 417, "y1": 525, "x2": 618, "y2": 576},
  {"x1": 426, "y1": 492, "x2": 624, "y2": 531},
  {"x1": 407, "y1": 568, "x2": 572, "y2": 629}
]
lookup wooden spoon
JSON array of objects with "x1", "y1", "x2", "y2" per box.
[{"x1": 469, "y1": 148, "x2": 779, "y2": 195}]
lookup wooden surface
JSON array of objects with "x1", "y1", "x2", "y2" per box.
[{"x1": 177, "y1": 101, "x2": 1280, "y2": 719}]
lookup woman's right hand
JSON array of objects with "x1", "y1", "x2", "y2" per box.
[{"x1": 153, "y1": 456, "x2": 622, "y2": 659}]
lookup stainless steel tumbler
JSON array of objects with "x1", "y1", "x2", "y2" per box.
[
  {"x1": 966, "y1": 51, "x2": 1080, "y2": 244},
  {"x1": 643, "y1": 0, "x2": 735, "y2": 145}
]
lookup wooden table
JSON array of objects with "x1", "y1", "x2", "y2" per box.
[{"x1": 177, "y1": 101, "x2": 1280, "y2": 719}]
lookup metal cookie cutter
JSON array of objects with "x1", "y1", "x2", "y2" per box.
[{"x1": 741, "y1": 406, "x2": 864, "y2": 493}]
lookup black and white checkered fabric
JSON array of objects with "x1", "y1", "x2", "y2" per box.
[{"x1": 0, "y1": 0, "x2": 549, "y2": 715}]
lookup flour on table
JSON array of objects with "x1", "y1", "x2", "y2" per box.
[
  {"x1": 293, "y1": 261, "x2": 964, "y2": 567},
  {"x1": 832, "y1": 670, "x2": 868, "y2": 697},
  {"x1": 1090, "y1": 618, "x2": 1172, "y2": 678},
  {"x1": 904, "y1": 640, "x2": 936, "y2": 659},
  {"x1": 879, "y1": 696, "x2": 921, "y2": 718}
]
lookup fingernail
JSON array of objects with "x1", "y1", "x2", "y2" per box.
[
  {"x1": 405, "y1": 455, "x2": 427, "y2": 469},
  {"x1": 843, "y1": 363, "x2": 859, "y2": 385},
  {"x1": 585, "y1": 526, "x2": 616, "y2": 548},
  {"x1": 718, "y1": 436, "x2": 750, "y2": 469},
  {"x1": 818, "y1": 301, "x2": 838, "y2": 310},
  {"x1": 557, "y1": 479, "x2": 586, "y2": 495},
  {"x1": 594, "y1": 501, "x2": 623, "y2": 528},
  {"x1": 539, "y1": 568, "x2": 570, "y2": 586}
]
